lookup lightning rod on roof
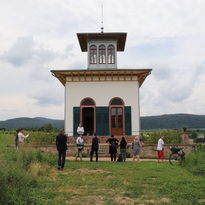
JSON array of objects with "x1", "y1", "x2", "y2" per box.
[{"x1": 101, "y1": 3, "x2": 104, "y2": 33}]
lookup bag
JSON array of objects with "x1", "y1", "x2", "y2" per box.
[{"x1": 117, "y1": 154, "x2": 123, "y2": 162}]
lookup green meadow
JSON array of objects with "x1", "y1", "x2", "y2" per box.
[{"x1": 0, "y1": 133, "x2": 205, "y2": 205}]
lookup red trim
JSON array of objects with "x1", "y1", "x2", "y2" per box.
[
  {"x1": 80, "y1": 97, "x2": 96, "y2": 134},
  {"x1": 109, "y1": 97, "x2": 125, "y2": 136}
]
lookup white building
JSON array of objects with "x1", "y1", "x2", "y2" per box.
[{"x1": 51, "y1": 32, "x2": 151, "y2": 137}]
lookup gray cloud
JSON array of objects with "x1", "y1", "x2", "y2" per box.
[
  {"x1": 1, "y1": 36, "x2": 58, "y2": 66},
  {"x1": 1, "y1": 0, "x2": 205, "y2": 120},
  {"x1": 1, "y1": 36, "x2": 34, "y2": 66},
  {"x1": 34, "y1": 95, "x2": 63, "y2": 106}
]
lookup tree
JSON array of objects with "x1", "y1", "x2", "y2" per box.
[{"x1": 38, "y1": 123, "x2": 56, "y2": 132}]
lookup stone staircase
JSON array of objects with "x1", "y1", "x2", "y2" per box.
[
  {"x1": 67, "y1": 135, "x2": 135, "y2": 157},
  {"x1": 68, "y1": 135, "x2": 135, "y2": 144}
]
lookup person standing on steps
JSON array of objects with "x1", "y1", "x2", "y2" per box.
[
  {"x1": 77, "y1": 123, "x2": 84, "y2": 136},
  {"x1": 56, "y1": 129, "x2": 68, "y2": 170},
  {"x1": 106, "y1": 135, "x2": 119, "y2": 162},
  {"x1": 90, "y1": 133, "x2": 100, "y2": 162},
  {"x1": 157, "y1": 136, "x2": 165, "y2": 163}
]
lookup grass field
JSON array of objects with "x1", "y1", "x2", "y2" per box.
[{"x1": 0, "y1": 134, "x2": 205, "y2": 205}]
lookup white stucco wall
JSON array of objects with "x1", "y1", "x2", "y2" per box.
[{"x1": 65, "y1": 81, "x2": 140, "y2": 136}]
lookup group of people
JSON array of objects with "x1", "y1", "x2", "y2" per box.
[
  {"x1": 56, "y1": 132, "x2": 145, "y2": 170},
  {"x1": 105, "y1": 135, "x2": 143, "y2": 162},
  {"x1": 55, "y1": 123, "x2": 154, "y2": 170},
  {"x1": 15, "y1": 124, "x2": 165, "y2": 170}
]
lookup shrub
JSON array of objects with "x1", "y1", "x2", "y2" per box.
[
  {"x1": 0, "y1": 146, "x2": 56, "y2": 204},
  {"x1": 25, "y1": 131, "x2": 57, "y2": 145},
  {"x1": 184, "y1": 147, "x2": 205, "y2": 176},
  {"x1": 142, "y1": 129, "x2": 182, "y2": 144},
  {"x1": 194, "y1": 138, "x2": 205, "y2": 143}
]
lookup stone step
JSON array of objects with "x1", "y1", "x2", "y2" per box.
[{"x1": 68, "y1": 135, "x2": 135, "y2": 144}]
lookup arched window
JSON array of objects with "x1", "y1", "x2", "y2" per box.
[
  {"x1": 99, "y1": 45, "x2": 106, "y2": 64},
  {"x1": 81, "y1": 98, "x2": 95, "y2": 106},
  {"x1": 108, "y1": 45, "x2": 115, "y2": 64},
  {"x1": 89, "y1": 45, "x2": 97, "y2": 64},
  {"x1": 110, "y1": 98, "x2": 124, "y2": 105}
]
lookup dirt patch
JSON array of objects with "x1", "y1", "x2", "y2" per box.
[
  {"x1": 115, "y1": 196, "x2": 137, "y2": 205},
  {"x1": 67, "y1": 195, "x2": 104, "y2": 205},
  {"x1": 142, "y1": 183, "x2": 150, "y2": 187},
  {"x1": 143, "y1": 198, "x2": 171, "y2": 203},
  {"x1": 56, "y1": 168, "x2": 111, "y2": 175},
  {"x1": 76, "y1": 168, "x2": 111, "y2": 174},
  {"x1": 106, "y1": 175, "x2": 114, "y2": 179},
  {"x1": 123, "y1": 180, "x2": 130, "y2": 185},
  {"x1": 29, "y1": 162, "x2": 51, "y2": 176},
  {"x1": 115, "y1": 195, "x2": 171, "y2": 205},
  {"x1": 199, "y1": 199, "x2": 205, "y2": 203}
]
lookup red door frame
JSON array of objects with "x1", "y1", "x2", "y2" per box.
[
  {"x1": 109, "y1": 97, "x2": 125, "y2": 136},
  {"x1": 80, "y1": 97, "x2": 96, "y2": 135}
]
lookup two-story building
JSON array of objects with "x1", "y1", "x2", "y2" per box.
[{"x1": 51, "y1": 31, "x2": 151, "y2": 138}]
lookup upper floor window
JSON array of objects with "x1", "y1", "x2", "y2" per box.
[
  {"x1": 89, "y1": 45, "x2": 97, "y2": 64},
  {"x1": 108, "y1": 45, "x2": 115, "y2": 64},
  {"x1": 81, "y1": 98, "x2": 95, "y2": 106},
  {"x1": 110, "y1": 97, "x2": 124, "y2": 105},
  {"x1": 99, "y1": 45, "x2": 106, "y2": 64}
]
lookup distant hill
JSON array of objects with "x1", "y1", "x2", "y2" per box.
[
  {"x1": 0, "y1": 114, "x2": 205, "y2": 130},
  {"x1": 141, "y1": 114, "x2": 205, "y2": 130},
  {"x1": 0, "y1": 117, "x2": 64, "y2": 130}
]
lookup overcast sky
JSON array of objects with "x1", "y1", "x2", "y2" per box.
[{"x1": 0, "y1": 0, "x2": 205, "y2": 120}]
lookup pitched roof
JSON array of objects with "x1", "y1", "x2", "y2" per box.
[{"x1": 77, "y1": 32, "x2": 127, "y2": 52}]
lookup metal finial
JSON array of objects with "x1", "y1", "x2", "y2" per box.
[{"x1": 101, "y1": 3, "x2": 104, "y2": 33}]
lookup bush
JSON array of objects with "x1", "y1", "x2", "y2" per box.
[
  {"x1": 0, "y1": 147, "x2": 56, "y2": 204},
  {"x1": 194, "y1": 138, "x2": 205, "y2": 143},
  {"x1": 25, "y1": 131, "x2": 57, "y2": 145},
  {"x1": 184, "y1": 147, "x2": 205, "y2": 176},
  {"x1": 142, "y1": 129, "x2": 182, "y2": 144}
]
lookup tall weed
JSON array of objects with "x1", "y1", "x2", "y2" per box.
[
  {"x1": 0, "y1": 143, "x2": 56, "y2": 204},
  {"x1": 184, "y1": 146, "x2": 205, "y2": 176}
]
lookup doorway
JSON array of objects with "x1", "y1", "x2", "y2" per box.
[
  {"x1": 80, "y1": 98, "x2": 96, "y2": 135},
  {"x1": 110, "y1": 98, "x2": 124, "y2": 136},
  {"x1": 82, "y1": 107, "x2": 94, "y2": 135}
]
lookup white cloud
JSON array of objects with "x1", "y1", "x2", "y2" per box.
[{"x1": 0, "y1": 0, "x2": 205, "y2": 120}]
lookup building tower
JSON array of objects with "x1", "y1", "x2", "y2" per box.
[{"x1": 51, "y1": 31, "x2": 151, "y2": 137}]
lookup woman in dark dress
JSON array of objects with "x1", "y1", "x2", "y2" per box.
[
  {"x1": 106, "y1": 135, "x2": 119, "y2": 161},
  {"x1": 120, "y1": 136, "x2": 127, "y2": 162}
]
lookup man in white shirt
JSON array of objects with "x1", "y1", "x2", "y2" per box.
[
  {"x1": 157, "y1": 136, "x2": 165, "y2": 162},
  {"x1": 75, "y1": 135, "x2": 84, "y2": 161},
  {"x1": 77, "y1": 123, "x2": 84, "y2": 136}
]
